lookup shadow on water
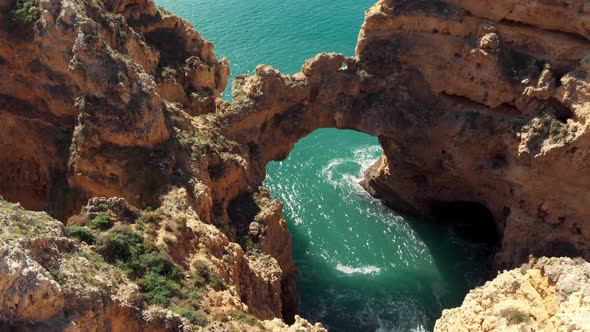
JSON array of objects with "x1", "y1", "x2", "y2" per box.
[
  {"x1": 285, "y1": 191, "x2": 500, "y2": 331},
  {"x1": 401, "y1": 202, "x2": 500, "y2": 311}
]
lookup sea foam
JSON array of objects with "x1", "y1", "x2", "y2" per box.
[{"x1": 336, "y1": 263, "x2": 381, "y2": 275}]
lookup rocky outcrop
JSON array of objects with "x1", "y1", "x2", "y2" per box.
[
  {"x1": 434, "y1": 257, "x2": 590, "y2": 331},
  {"x1": 219, "y1": 0, "x2": 590, "y2": 269},
  {"x1": 0, "y1": 199, "x2": 193, "y2": 331},
  {"x1": 0, "y1": 0, "x2": 228, "y2": 217},
  {"x1": 356, "y1": 0, "x2": 590, "y2": 268},
  {"x1": 0, "y1": 194, "x2": 323, "y2": 331}
]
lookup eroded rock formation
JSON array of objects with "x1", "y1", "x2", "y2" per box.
[
  {"x1": 220, "y1": 0, "x2": 590, "y2": 269},
  {"x1": 357, "y1": 0, "x2": 590, "y2": 268},
  {"x1": 0, "y1": 0, "x2": 228, "y2": 216},
  {"x1": 1, "y1": 0, "x2": 590, "y2": 330},
  {"x1": 435, "y1": 257, "x2": 590, "y2": 331},
  {"x1": 0, "y1": 198, "x2": 193, "y2": 331}
]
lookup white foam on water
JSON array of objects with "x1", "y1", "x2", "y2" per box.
[
  {"x1": 410, "y1": 325, "x2": 428, "y2": 332},
  {"x1": 336, "y1": 263, "x2": 381, "y2": 275},
  {"x1": 320, "y1": 144, "x2": 382, "y2": 194}
]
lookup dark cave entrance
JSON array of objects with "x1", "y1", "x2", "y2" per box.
[{"x1": 429, "y1": 200, "x2": 500, "y2": 246}]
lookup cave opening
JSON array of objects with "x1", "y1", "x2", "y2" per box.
[
  {"x1": 429, "y1": 200, "x2": 500, "y2": 246},
  {"x1": 263, "y1": 128, "x2": 496, "y2": 331}
]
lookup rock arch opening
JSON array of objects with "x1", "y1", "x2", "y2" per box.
[{"x1": 262, "y1": 128, "x2": 497, "y2": 331}]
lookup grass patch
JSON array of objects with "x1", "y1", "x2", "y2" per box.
[
  {"x1": 173, "y1": 307, "x2": 208, "y2": 326},
  {"x1": 0, "y1": 201, "x2": 58, "y2": 242},
  {"x1": 548, "y1": 120, "x2": 569, "y2": 143},
  {"x1": 229, "y1": 310, "x2": 264, "y2": 328}
]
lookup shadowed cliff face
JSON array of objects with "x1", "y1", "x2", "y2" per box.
[
  {"x1": 1, "y1": 0, "x2": 590, "y2": 330},
  {"x1": 0, "y1": 0, "x2": 228, "y2": 217}
]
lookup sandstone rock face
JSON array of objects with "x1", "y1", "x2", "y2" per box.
[
  {"x1": 0, "y1": 193, "x2": 319, "y2": 331},
  {"x1": 220, "y1": 0, "x2": 590, "y2": 267},
  {"x1": 0, "y1": 0, "x2": 228, "y2": 216},
  {"x1": 435, "y1": 257, "x2": 590, "y2": 332},
  {"x1": 355, "y1": 0, "x2": 590, "y2": 268},
  {"x1": 445, "y1": 0, "x2": 590, "y2": 40},
  {"x1": 263, "y1": 315, "x2": 327, "y2": 332}
]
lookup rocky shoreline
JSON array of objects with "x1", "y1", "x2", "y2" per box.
[{"x1": 1, "y1": 0, "x2": 590, "y2": 330}]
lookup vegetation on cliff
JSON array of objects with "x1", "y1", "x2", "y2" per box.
[
  {"x1": 11, "y1": 0, "x2": 39, "y2": 25},
  {"x1": 64, "y1": 205, "x2": 227, "y2": 327}
]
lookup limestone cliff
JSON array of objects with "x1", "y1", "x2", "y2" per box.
[
  {"x1": 357, "y1": 0, "x2": 590, "y2": 269},
  {"x1": 1, "y1": 0, "x2": 590, "y2": 331},
  {"x1": 222, "y1": 0, "x2": 590, "y2": 269},
  {"x1": 0, "y1": 0, "x2": 228, "y2": 215},
  {"x1": 435, "y1": 257, "x2": 590, "y2": 331},
  {"x1": 0, "y1": 0, "x2": 303, "y2": 329},
  {"x1": 0, "y1": 195, "x2": 325, "y2": 331}
]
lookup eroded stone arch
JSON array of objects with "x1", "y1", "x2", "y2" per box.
[{"x1": 216, "y1": 0, "x2": 590, "y2": 271}]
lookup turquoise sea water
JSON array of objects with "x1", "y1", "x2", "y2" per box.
[
  {"x1": 156, "y1": 1, "x2": 493, "y2": 330},
  {"x1": 156, "y1": 0, "x2": 373, "y2": 98},
  {"x1": 265, "y1": 130, "x2": 493, "y2": 331}
]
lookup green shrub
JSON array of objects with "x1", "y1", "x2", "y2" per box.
[
  {"x1": 229, "y1": 310, "x2": 262, "y2": 327},
  {"x1": 136, "y1": 210, "x2": 160, "y2": 224},
  {"x1": 127, "y1": 251, "x2": 179, "y2": 279},
  {"x1": 116, "y1": 71, "x2": 127, "y2": 83},
  {"x1": 95, "y1": 225, "x2": 185, "y2": 305},
  {"x1": 173, "y1": 308, "x2": 208, "y2": 326},
  {"x1": 96, "y1": 225, "x2": 144, "y2": 263},
  {"x1": 92, "y1": 222, "x2": 223, "y2": 317},
  {"x1": 160, "y1": 66, "x2": 177, "y2": 79},
  {"x1": 241, "y1": 235, "x2": 260, "y2": 252},
  {"x1": 65, "y1": 225, "x2": 95, "y2": 244},
  {"x1": 141, "y1": 271, "x2": 181, "y2": 305},
  {"x1": 90, "y1": 213, "x2": 113, "y2": 231},
  {"x1": 11, "y1": 0, "x2": 40, "y2": 25}
]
